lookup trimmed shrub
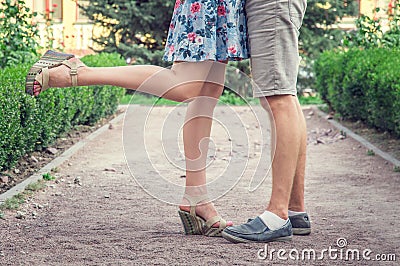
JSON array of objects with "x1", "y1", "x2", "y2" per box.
[
  {"x1": 0, "y1": 53, "x2": 125, "y2": 171},
  {"x1": 315, "y1": 48, "x2": 400, "y2": 137}
]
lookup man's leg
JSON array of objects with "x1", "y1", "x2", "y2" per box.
[
  {"x1": 266, "y1": 95, "x2": 311, "y2": 236},
  {"x1": 261, "y1": 95, "x2": 302, "y2": 220},
  {"x1": 289, "y1": 98, "x2": 307, "y2": 213},
  {"x1": 222, "y1": 0, "x2": 309, "y2": 243},
  {"x1": 222, "y1": 95, "x2": 302, "y2": 243},
  {"x1": 287, "y1": 98, "x2": 311, "y2": 235}
]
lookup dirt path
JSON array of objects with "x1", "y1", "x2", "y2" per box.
[{"x1": 0, "y1": 106, "x2": 399, "y2": 265}]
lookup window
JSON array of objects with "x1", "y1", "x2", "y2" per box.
[
  {"x1": 52, "y1": 0, "x2": 62, "y2": 20},
  {"x1": 32, "y1": 0, "x2": 62, "y2": 21},
  {"x1": 32, "y1": 0, "x2": 45, "y2": 19},
  {"x1": 76, "y1": 0, "x2": 89, "y2": 22}
]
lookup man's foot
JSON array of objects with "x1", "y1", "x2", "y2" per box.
[
  {"x1": 289, "y1": 212, "x2": 311, "y2": 235},
  {"x1": 244, "y1": 212, "x2": 312, "y2": 236},
  {"x1": 221, "y1": 217, "x2": 292, "y2": 243}
]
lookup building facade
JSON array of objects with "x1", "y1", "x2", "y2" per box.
[
  {"x1": 25, "y1": 0, "x2": 93, "y2": 55},
  {"x1": 24, "y1": 0, "x2": 394, "y2": 54}
]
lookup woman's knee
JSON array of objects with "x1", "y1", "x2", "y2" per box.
[{"x1": 200, "y1": 82, "x2": 224, "y2": 99}]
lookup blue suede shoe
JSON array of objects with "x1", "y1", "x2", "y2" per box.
[
  {"x1": 289, "y1": 213, "x2": 311, "y2": 235},
  {"x1": 244, "y1": 212, "x2": 312, "y2": 236},
  {"x1": 222, "y1": 217, "x2": 292, "y2": 243}
]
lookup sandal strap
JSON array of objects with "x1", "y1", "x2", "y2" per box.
[
  {"x1": 205, "y1": 215, "x2": 226, "y2": 229},
  {"x1": 182, "y1": 194, "x2": 209, "y2": 216},
  {"x1": 62, "y1": 60, "x2": 85, "y2": 87},
  {"x1": 34, "y1": 67, "x2": 50, "y2": 93},
  {"x1": 26, "y1": 50, "x2": 76, "y2": 96}
]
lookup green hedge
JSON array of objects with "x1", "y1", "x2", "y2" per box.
[
  {"x1": 0, "y1": 53, "x2": 126, "y2": 171},
  {"x1": 315, "y1": 48, "x2": 400, "y2": 137}
]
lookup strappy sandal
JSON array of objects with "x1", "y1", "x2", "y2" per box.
[
  {"x1": 25, "y1": 50, "x2": 81, "y2": 96},
  {"x1": 178, "y1": 194, "x2": 228, "y2": 237}
]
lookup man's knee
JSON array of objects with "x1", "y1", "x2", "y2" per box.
[{"x1": 259, "y1": 95, "x2": 295, "y2": 113}]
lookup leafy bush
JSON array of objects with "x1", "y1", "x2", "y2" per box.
[
  {"x1": 0, "y1": 0, "x2": 39, "y2": 68},
  {"x1": 343, "y1": 4, "x2": 400, "y2": 49},
  {"x1": 0, "y1": 53, "x2": 125, "y2": 171},
  {"x1": 314, "y1": 48, "x2": 400, "y2": 137}
]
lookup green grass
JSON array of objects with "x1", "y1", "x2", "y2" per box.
[
  {"x1": 0, "y1": 180, "x2": 45, "y2": 212},
  {"x1": 42, "y1": 173, "x2": 56, "y2": 181},
  {"x1": 120, "y1": 92, "x2": 320, "y2": 106},
  {"x1": 120, "y1": 92, "x2": 257, "y2": 106},
  {"x1": 25, "y1": 180, "x2": 46, "y2": 192},
  {"x1": 298, "y1": 95, "x2": 324, "y2": 105},
  {"x1": 0, "y1": 179, "x2": 48, "y2": 217},
  {"x1": 120, "y1": 94, "x2": 179, "y2": 105},
  {"x1": 2, "y1": 193, "x2": 26, "y2": 210}
]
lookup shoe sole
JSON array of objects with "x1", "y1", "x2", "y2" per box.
[
  {"x1": 221, "y1": 231, "x2": 293, "y2": 243},
  {"x1": 292, "y1": 228, "x2": 311, "y2": 235}
]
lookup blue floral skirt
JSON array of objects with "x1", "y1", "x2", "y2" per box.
[{"x1": 163, "y1": 0, "x2": 249, "y2": 62}]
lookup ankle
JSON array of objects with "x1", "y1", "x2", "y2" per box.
[
  {"x1": 184, "y1": 186, "x2": 208, "y2": 197},
  {"x1": 288, "y1": 204, "x2": 305, "y2": 213},
  {"x1": 266, "y1": 208, "x2": 288, "y2": 220},
  {"x1": 288, "y1": 210, "x2": 306, "y2": 216},
  {"x1": 259, "y1": 211, "x2": 287, "y2": 230}
]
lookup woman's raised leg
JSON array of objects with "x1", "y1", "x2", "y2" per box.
[{"x1": 33, "y1": 59, "x2": 225, "y2": 102}]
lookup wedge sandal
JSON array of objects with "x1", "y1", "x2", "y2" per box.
[
  {"x1": 178, "y1": 194, "x2": 228, "y2": 237},
  {"x1": 25, "y1": 50, "x2": 76, "y2": 96}
]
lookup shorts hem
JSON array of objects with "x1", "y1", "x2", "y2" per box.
[{"x1": 253, "y1": 89, "x2": 297, "y2": 98}]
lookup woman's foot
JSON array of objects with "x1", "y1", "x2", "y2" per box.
[
  {"x1": 33, "y1": 58, "x2": 87, "y2": 96},
  {"x1": 179, "y1": 198, "x2": 233, "y2": 228}
]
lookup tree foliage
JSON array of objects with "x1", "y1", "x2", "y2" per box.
[
  {"x1": 80, "y1": 0, "x2": 173, "y2": 62},
  {"x1": 343, "y1": 2, "x2": 400, "y2": 48},
  {"x1": 300, "y1": 0, "x2": 359, "y2": 58},
  {"x1": 297, "y1": 0, "x2": 359, "y2": 92}
]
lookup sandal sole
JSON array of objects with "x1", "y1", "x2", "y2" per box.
[{"x1": 178, "y1": 210, "x2": 204, "y2": 235}]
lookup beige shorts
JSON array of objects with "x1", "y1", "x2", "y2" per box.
[{"x1": 246, "y1": 0, "x2": 307, "y2": 97}]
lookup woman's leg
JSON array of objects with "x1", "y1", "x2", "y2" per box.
[
  {"x1": 35, "y1": 59, "x2": 225, "y2": 102},
  {"x1": 176, "y1": 61, "x2": 231, "y2": 226},
  {"x1": 36, "y1": 59, "x2": 230, "y2": 226},
  {"x1": 179, "y1": 83, "x2": 232, "y2": 227}
]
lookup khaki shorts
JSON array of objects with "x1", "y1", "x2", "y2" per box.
[{"x1": 245, "y1": 0, "x2": 307, "y2": 97}]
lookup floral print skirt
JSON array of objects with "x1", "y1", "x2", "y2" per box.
[{"x1": 163, "y1": 0, "x2": 249, "y2": 62}]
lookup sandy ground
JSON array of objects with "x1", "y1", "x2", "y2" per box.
[{"x1": 0, "y1": 105, "x2": 399, "y2": 265}]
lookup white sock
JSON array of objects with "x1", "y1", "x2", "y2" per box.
[
  {"x1": 288, "y1": 210, "x2": 306, "y2": 216},
  {"x1": 259, "y1": 211, "x2": 288, "y2": 230}
]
